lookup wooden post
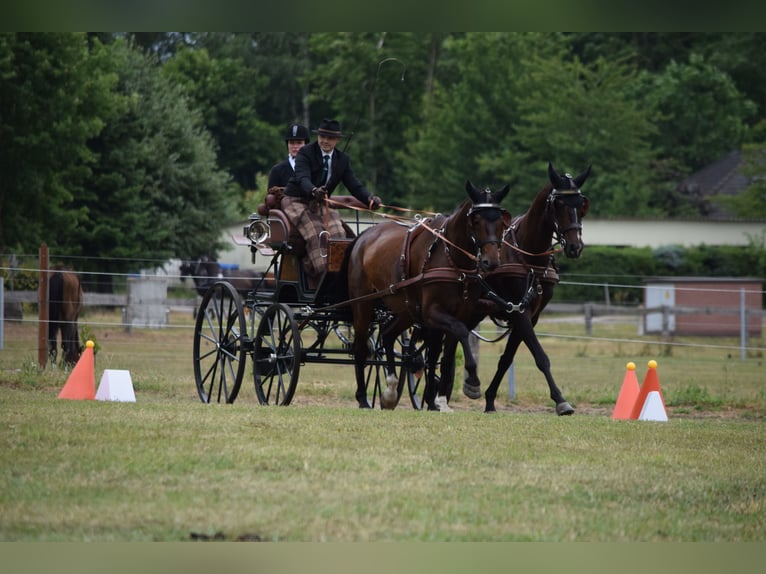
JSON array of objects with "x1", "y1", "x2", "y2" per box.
[
  {"x1": 37, "y1": 243, "x2": 49, "y2": 368},
  {"x1": 584, "y1": 302, "x2": 593, "y2": 335}
]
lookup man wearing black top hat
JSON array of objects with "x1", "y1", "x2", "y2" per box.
[
  {"x1": 283, "y1": 118, "x2": 382, "y2": 284},
  {"x1": 267, "y1": 123, "x2": 310, "y2": 189}
]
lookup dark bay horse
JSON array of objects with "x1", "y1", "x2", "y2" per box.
[
  {"x1": 344, "y1": 181, "x2": 511, "y2": 409},
  {"x1": 180, "y1": 257, "x2": 271, "y2": 297},
  {"x1": 435, "y1": 162, "x2": 591, "y2": 414},
  {"x1": 48, "y1": 269, "x2": 83, "y2": 365}
]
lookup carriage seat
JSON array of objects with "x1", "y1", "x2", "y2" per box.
[{"x1": 258, "y1": 187, "x2": 367, "y2": 258}]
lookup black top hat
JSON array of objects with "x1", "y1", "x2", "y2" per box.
[
  {"x1": 284, "y1": 124, "x2": 310, "y2": 143},
  {"x1": 313, "y1": 118, "x2": 346, "y2": 138}
]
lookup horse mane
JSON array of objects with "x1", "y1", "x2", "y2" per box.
[{"x1": 511, "y1": 181, "x2": 555, "y2": 256}]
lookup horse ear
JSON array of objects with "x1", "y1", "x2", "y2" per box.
[
  {"x1": 573, "y1": 165, "x2": 592, "y2": 188},
  {"x1": 494, "y1": 184, "x2": 510, "y2": 203},
  {"x1": 466, "y1": 180, "x2": 481, "y2": 203},
  {"x1": 548, "y1": 162, "x2": 566, "y2": 189}
]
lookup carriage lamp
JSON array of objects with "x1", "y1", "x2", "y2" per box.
[{"x1": 245, "y1": 214, "x2": 269, "y2": 245}]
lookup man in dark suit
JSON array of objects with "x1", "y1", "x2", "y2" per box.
[
  {"x1": 283, "y1": 118, "x2": 382, "y2": 284},
  {"x1": 267, "y1": 123, "x2": 310, "y2": 189}
]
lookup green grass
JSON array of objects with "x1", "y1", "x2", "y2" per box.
[{"x1": 1, "y1": 309, "x2": 764, "y2": 541}]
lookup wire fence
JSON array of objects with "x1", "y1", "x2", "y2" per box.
[{"x1": 2, "y1": 263, "x2": 765, "y2": 358}]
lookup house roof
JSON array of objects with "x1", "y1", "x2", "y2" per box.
[{"x1": 678, "y1": 151, "x2": 751, "y2": 218}]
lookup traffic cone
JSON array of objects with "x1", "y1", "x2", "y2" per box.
[
  {"x1": 611, "y1": 361, "x2": 640, "y2": 419},
  {"x1": 630, "y1": 359, "x2": 668, "y2": 422},
  {"x1": 58, "y1": 340, "x2": 95, "y2": 400}
]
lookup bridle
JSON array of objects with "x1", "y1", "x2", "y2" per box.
[
  {"x1": 467, "y1": 202, "x2": 508, "y2": 252},
  {"x1": 547, "y1": 181, "x2": 588, "y2": 252}
]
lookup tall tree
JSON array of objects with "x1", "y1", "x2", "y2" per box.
[
  {"x1": 161, "y1": 41, "x2": 275, "y2": 195},
  {"x1": 0, "y1": 33, "x2": 113, "y2": 253},
  {"x1": 74, "y1": 39, "x2": 237, "y2": 290},
  {"x1": 636, "y1": 53, "x2": 756, "y2": 173}
]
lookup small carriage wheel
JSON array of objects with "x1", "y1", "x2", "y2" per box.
[
  {"x1": 253, "y1": 303, "x2": 301, "y2": 405},
  {"x1": 193, "y1": 281, "x2": 247, "y2": 403}
]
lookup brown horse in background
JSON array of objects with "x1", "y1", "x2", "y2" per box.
[
  {"x1": 48, "y1": 269, "x2": 83, "y2": 365},
  {"x1": 344, "y1": 181, "x2": 511, "y2": 409}
]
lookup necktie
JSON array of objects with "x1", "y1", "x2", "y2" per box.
[{"x1": 321, "y1": 155, "x2": 329, "y2": 184}]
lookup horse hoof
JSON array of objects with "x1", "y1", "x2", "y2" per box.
[
  {"x1": 380, "y1": 389, "x2": 398, "y2": 410},
  {"x1": 463, "y1": 382, "x2": 481, "y2": 400},
  {"x1": 358, "y1": 401, "x2": 372, "y2": 409},
  {"x1": 556, "y1": 402, "x2": 574, "y2": 416},
  {"x1": 434, "y1": 395, "x2": 453, "y2": 413}
]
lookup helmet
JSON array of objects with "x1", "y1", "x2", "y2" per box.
[{"x1": 284, "y1": 124, "x2": 310, "y2": 143}]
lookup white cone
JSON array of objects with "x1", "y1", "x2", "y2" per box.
[
  {"x1": 638, "y1": 390, "x2": 667, "y2": 421},
  {"x1": 95, "y1": 369, "x2": 136, "y2": 402}
]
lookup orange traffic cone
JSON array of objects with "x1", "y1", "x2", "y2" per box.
[
  {"x1": 611, "y1": 361, "x2": 640, "y2": 419},
  {"x1": 630, "y1": 359, "x2": 668, "y2": 422},
  {"x1": 58, "y1": 340, "x2": 95, "y2": 400}
]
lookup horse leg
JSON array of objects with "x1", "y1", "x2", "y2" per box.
[
  {"x1": 484, "y1": 324, "x2": 523, "y2": 412},
  {"x1": 458, "y1": 329, "x2": 481, "y2": 400},
  {"x1": 518, "y1": 317, "x2": 574, "y2": 415},
  {"x1": 47, "y1": 322, "x2": 59, "y2": 364},
  {"x1": 351, "y1": 305, "x2": 373, "y2": 409},
  {"x1": 433, "y1": 334, "x2": 457, "y2": 412},
  {"x1": 422, "y1": 329, "x2": 445, "y2": 411},
  {"x1": 62, "y1": 320, "x2": 80, "y2": 365},
  {"x1": 379, "y1": 315, "x2": 410, "y2": 409}
]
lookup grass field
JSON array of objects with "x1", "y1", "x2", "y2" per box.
[{"x1": 1, "y1": 308, "x2": 764, "y2": 541}]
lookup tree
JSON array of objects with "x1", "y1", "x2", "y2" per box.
[
  {"x1": 161, "y1": 42, "x2": 276, "y2": 197},
  {"x1": 73, "y1": 39, "x2": 237, "y2": 290},
  {"x1": 0, "y1": 33, "x2": 113, "y2": 253},
  {"x1": 636, "y1": 53, "x2": 756, "y2": 173}
]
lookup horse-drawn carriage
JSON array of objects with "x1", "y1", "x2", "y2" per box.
[{"x1": 191, "y1": 163, "x2": 591, "y2": 413}]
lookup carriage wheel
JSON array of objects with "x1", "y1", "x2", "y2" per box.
[
  {"x1": 399, "y1": 329, "x2": 446, "y2": 410},
  {"x1": 357, "y1": 325, "x2": 412, "y2": 410},
  {"x1": 253, "y1": 303, "x2": 301, "y2": 405},
  {"x1": 193, "y1": 281, "x2": 247, "y2": 403}
]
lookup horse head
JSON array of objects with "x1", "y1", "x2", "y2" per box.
[
  {"x1": 179, "y1": 260, "x2": 196, "y2": 283},
  {"x1": 546, "y1": 162, "x2": 591, "y2": 258},
  {"x1": 465, "y1": 181, "x2": 512, "y2": 272}
]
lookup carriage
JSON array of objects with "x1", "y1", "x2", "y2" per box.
[
  {"x1": 191, "y1": 193, "x2": 431, "y2": 409},
  {"x1": 191, "y1": 163, "x2": 591, "y2": 413}
]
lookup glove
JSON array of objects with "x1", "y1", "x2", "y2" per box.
[
  {"x1": 368, "y1": 195, "x2": 382, "y2": 210},
  {"x1": 311, "y1": 186, "x2": 326, "y2": 200}
]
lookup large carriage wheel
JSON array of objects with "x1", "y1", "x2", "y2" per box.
[
  {"x1": 253, "y1": 303, "x2": 301, "y2": 405},
  {"x1": 358, "y1": 325, "x2": 412, "y2": 410},
  {"x1": 399, "y1": 328, "x2": 448, "y2": 410},
  {"x1": 193, "y1": 281, "x2": 247, "y2": 403}
]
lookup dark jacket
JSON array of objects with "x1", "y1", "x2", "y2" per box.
[
  {"x1": 267, "y1": 158, "x2": 294, "y2": 189},
  {"x1": 284, "y1": 142, "x2": 372, "y2": 204}
]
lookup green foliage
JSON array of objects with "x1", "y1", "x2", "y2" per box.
[
  {"x1": 73, "y1": 39, "x2": 237, "y2": 279},
  {"x1": 0, "y1": 33, "x2": 113, "y2": 252},
  {"x1": 78, "y1": 324, "x2": 100, "y2": 355},
  {"x1": 556, "y1": 243, "x2": 766, "y2": 305},
  {"x1": 0, "y1": 256, "x2": 38, "y2": 290},
  {"x1": 161, "y1": 42, "x2": 276, "y2": 195},
  {"x1": 637, "y1": 53, "x2": 756, "y2": 173},
  {"x1": 2, "y1": 32, "x2": 766, "y2": 278}
]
